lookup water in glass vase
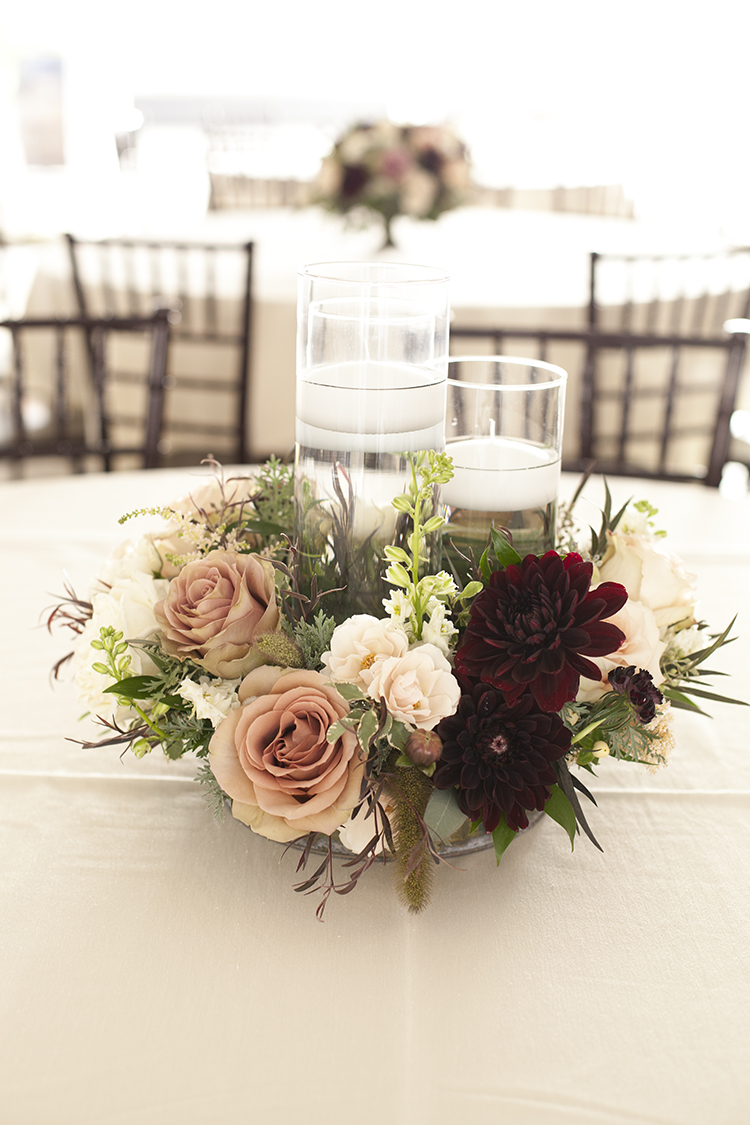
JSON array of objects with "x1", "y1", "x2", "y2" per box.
[
  {"x1": 441, "y1": 437, "x2": 559, "y2": 585},
  {"x1": 295, "y1": 362, "x2": 446, "y2": 621}
]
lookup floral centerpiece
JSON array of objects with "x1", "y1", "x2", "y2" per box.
[
  {"x1": 49, "y1": 457, "x2": 743, "y2": 918},
  {"x1": 313, "y1": 120, "x2": 471, "y2": 249}
]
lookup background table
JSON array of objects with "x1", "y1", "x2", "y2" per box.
[{"x1": 2, "y1": 466, "x2": 749, "y2": 1125}]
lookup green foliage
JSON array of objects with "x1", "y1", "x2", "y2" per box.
[
  {"x1": 251, "y1": 456, "x2": 294, "y2": 531},
  {"x1": 563, "y1": 695, "x2": 662, "y2": 766},
  {"x1": 544, "y1": 784, "x2": 577, "y2": 849},
  {"x1": 423, "y1": 786, "x2": 468, "y2": 844},
  {"x1": 90, "y1": 626, "x2": 133, "y2": 686},
  {"x1": 661, "y1": 617, "x2": 747, "y2": 710},
  {"x1": 195, "y1": 760, "x2": 227, "y2": 820},
  {"x1": 491, "y1": 815, "x2": 517, "y2": 864},
  {"x1": 293, "y1": 610, "x2": 337, "y2": 670}
]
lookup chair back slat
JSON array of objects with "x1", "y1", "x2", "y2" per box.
[
  {"x1": 65, "y1": 235, "x2": 255, "y2": 464},
  {"x1": 450, "y1": 324, "x2": 750, "y2": 486},
  {"x1": 0, "y1": 311, "x2": 170, "y2": 476}
]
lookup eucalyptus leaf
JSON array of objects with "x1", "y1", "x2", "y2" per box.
[{"x1": 423, "y1": 787, "x2": 468, "y2": 843}]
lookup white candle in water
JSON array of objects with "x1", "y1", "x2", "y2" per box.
[
  {"x1": 296, "y1": 361, "x2": 446, "y2": 454},
  {"x1": 443, "y1": 436, "x2": 560, "y2": 512}
]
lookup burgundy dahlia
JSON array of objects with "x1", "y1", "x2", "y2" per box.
[
  {"x1": 455, "y1": 551, "x2": 628, "y2": 713},
  {"x1": 434, "y1": 679, "x2": 572, "y2": 832},
  {"x1": 607, "y1": 665, "x2": 664, "y2": 724}
]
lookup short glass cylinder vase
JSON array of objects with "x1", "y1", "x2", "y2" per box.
[
  {"x1": 442, "y1": 356, "x2": 567, "y2": 586},
  {"x1": 294, "y1": 262, "x2": 450, "y2": 621}
]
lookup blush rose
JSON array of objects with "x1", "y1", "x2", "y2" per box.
[
  {"x1": 154, "y1": 549, "x2": 279, "y2": 678},
  {"x1": 208, "y1": 667, "x2": 364, "y2": 843}
]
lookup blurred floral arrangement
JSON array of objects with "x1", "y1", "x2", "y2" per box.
[
  {"x1": 49, "y1": 457, "x2": 743, "y2": 918},
  {"x1": 313, "y1": 120, "x2": 471, "y2": 248}
]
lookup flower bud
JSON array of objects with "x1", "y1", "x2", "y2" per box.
[
  {"x1": 252, "y1": 631, "x2": 305, "y2": 668},
  {"x1": 405, "y1": 729, "x2": 443, "y2": 766}
]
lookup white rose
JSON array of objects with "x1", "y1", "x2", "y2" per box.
[
  {"x1": 321, "y1": 614, "x2": 409, "y2": 690},
  {"x1": 366, "y1": 643, "x2": 461, "y2": 730},
  {"x1": 577, "y1": 597, "x2": 666, "y2": 703},
  {"x1": 597, "y1": 531, "x2": 697, "y2": 633}
]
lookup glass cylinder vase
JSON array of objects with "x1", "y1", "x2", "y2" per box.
[
  {"x1": 295, "y1": 262, "x2": 450, "y2": 621},
  {"x1": 442, "y1": 355, "x2": 567, "y2": 586}
]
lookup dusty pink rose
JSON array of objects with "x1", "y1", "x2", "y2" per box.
[
  {"x1": 154, "y1": 549, "x2": 279, "y2": 678},
  {"x1": 209, "y1": 667, "x2": 364, "y2": 843}
]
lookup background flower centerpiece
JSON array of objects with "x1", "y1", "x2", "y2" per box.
[
  {"x1": 313, "y1": 120, "x2": 471, "y2": 248},
  {"x1": 49, "y1": 458, "x2": 744, "y2": 918}
]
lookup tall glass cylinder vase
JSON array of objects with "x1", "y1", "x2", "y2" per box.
[{"x1": 295, "y1": 262, "x2": 450, "y2": 621}]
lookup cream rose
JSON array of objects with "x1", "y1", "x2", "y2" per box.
[
  {"x1": 154, "y1": 549, "x2": 279, "y2": 678},
  {"x1": 597, "y1": 531, "x2": 697, "y2": 633},
  {"x1": 321, "y1": 614, "x2": 409, "y2": 690},
  {"x1": 366, "y1": 643, "x2": 461, "y2": 730},
  {"x1": 576, "y1": 596, "x2": 666, "y2": 703},
  {"x1": 209, "y1": 667, "x2": 364, "y2": 843}
]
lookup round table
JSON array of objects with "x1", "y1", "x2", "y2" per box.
[{"x1": 2, "y1": 467, "x2": 749, "y2": 1125}]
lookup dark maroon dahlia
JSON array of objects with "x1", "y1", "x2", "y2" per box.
[
  {"x1": 607, "y1": 665, "x2": 664, "y2": 724},
  {"x1": 434, "y1": 679, "x2": 572, "y2": 833},
  {"x1": 340, "y1": 163, "x2": 369, "y2": 199},
  {"x1": 454, "y1": 551, "x2": 628, "y2": 713}
]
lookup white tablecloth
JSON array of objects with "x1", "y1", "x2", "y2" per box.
[{"x1": 2, "y1": 467, "x2": 749, "y2": 1125}]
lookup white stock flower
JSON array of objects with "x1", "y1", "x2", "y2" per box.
[
  {"x1": 421, "y1": 600, "x2": 458, "y2": 655},
  {"x1": 597, "y1": 530, "x2": 697, "y2": 633},
  {"x1": 320, "y1": 614, "x2": 409, "y2": 690},
  {"x1": 177, "y1": 676, "x2": 240, "y2": 727},
  {"x1": 383, "y1": 590, "x2": 417, "y2": 635},
  {"x1": 73, "y1": 543, "x2": 170, "y2": 718},
  {"x1": 366, "y1": 643, "x2": 460, "y2": 730},
  {"x1": 576, "y1": 596, "x2": 666, "y2": 703}
]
